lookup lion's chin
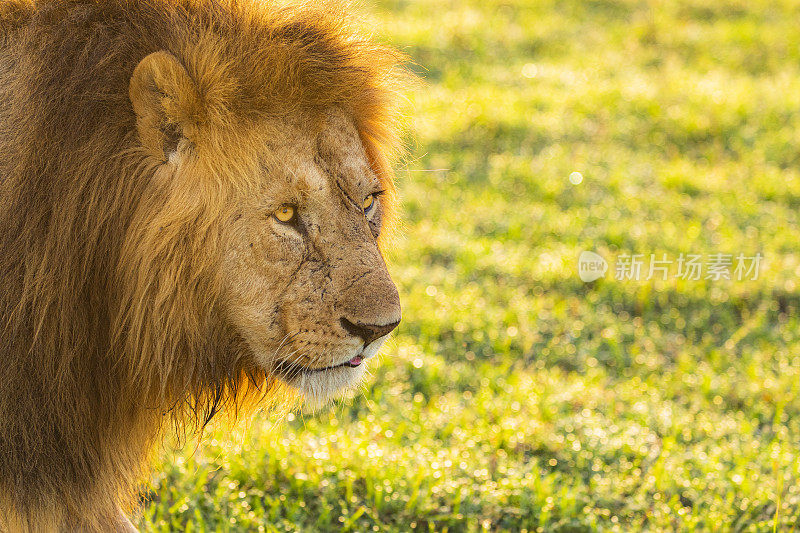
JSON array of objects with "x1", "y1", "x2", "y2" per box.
[
  {"x1": 286, "y1": 336, "x2": 388, "y2": 410},
  {"x1": 292, "y1": 363, "x2": 369, "y2": 410}
]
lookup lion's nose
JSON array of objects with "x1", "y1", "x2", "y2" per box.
[{"x1": 340, "y1": 317, "x2": 400, "y2": 346}]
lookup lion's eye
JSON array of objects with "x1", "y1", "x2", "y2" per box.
[
  {"x1": 363, "y1": 194, "x2": 376, "y2": 213},
  {"x1": 273, "y1": 204, "x2": 297, "y2": 224}
]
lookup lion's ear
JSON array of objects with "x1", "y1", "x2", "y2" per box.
[{"x1": 129, "y1": 51, "x2": 200, "y2": 162}]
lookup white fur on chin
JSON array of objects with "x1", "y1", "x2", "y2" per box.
[{"x1": 294, "y1": 336, "x2": 388, "y2": 410}]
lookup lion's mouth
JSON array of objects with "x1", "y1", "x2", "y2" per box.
[
  {"x1": 305, "y1": 354, "x2": 364, "y2": 373},
  {"x1": 274, "y1": 353, "x2": 365, "y2": 379}
]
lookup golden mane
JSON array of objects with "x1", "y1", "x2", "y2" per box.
[{"x1": 0, "y1": 0, "x2": 406, "y2": 529}]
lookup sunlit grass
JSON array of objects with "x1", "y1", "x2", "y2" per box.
[{"x1": 141, "y1": 0, "x2": 800, "y2": 530}]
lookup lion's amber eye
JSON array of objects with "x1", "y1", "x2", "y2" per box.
[
  {"x1": 363, "y1": 194, "x2": 375, "y2": 212},
  {"x1": 274, "y1": 205, "x2": 296, "y2": 223}
]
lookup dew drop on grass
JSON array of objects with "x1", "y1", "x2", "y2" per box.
[{"x1": 569, "y1": 171, "x2": 583, "y2": 185}]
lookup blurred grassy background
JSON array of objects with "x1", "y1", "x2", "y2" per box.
[{"x1": 140, "y1": 0, "x2": 800, "y2": 530}]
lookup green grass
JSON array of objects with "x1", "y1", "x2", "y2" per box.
[{"x1": 140, "y1": 0, "x2": 800, "y2": 531}]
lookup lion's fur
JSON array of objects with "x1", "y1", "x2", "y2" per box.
[{"x1": 0, "y1": 1, "x2": 405, "y2": 529}]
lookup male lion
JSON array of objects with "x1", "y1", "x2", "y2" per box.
[{"x1": 0, "y1": 0, "x2": 405, "y2": 530}]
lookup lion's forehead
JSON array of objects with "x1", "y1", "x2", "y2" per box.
[
  {"x1": 291, "y1": 156, "x2": 330, "y2": 194},
  {"x1": 263, "y1": 109, "x2": 374, "y2": 198}
]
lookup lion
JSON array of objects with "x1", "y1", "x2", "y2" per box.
[{"x1": 0, "y1": 0, "x2": 406, "y2": 530}]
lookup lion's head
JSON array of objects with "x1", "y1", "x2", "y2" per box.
[{"x1": 118, "y1": 9, "x2": 407, "y2": 413}]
